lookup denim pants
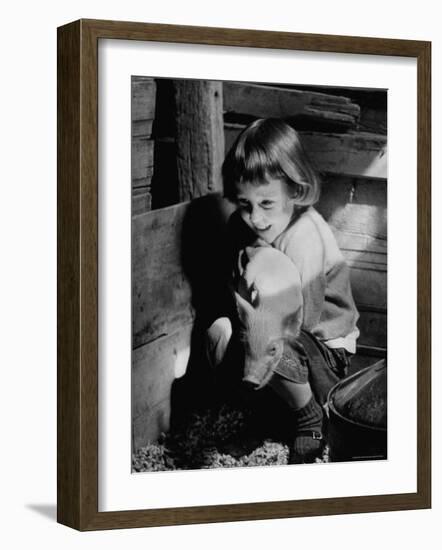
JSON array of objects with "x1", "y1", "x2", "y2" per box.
[{"x1": 273, "y1": 330, "x2": 351, "y2": 406}]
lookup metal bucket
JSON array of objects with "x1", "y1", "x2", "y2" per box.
[{"x1": 327, "y1": 360, "x2": 387, "y2": 462}]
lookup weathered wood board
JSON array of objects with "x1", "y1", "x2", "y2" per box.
[
  {"x1": 225, "y1": 125, "x2": 387, "y2": 179},
  {"x1": 132, "y1": 323, "x2": 193, "y2": 448},
  {"x1": 318, "y1": 176, "x2": 387, "y2": 305},
  {"x1": 132, "y1": 187, "x2": 152, "y2": 216},
  {"x1": 356, "y1": 308, "x2": 387, "y2": 349},
  {"x1": 332, "y1": 230, "x2": 387, "y2": 312},
  {"x1": 132, "y1": 202, "x2": 194, "y2": 350},
  {"x1": 131, "y1": 77, "x2": 156, "y2": 214},
  {"x1": 303, "y1": 132, "x2": 387, "y2": 179},
  {"x1": 132, "y1": 200, "x2": 195, "y2": 447},
  {"x1": 275, "y1": 85, "x2": 387, "y2": 134},
  {"x1": 132, "y1": 77, "x2": 156, "y2": 126},
  {"x1": 317, "y1": 173, "x2": 387, "y2": 351},
  {"x1": 174, "y1": 80, "x2": 225, "y2": 200},
  {"x1": 132, "y1": 119, "x2": 154, "y2": 139},
  {"x1": 318, "y1": 175, "x2": 387, "y2": 238},
  {"x1": 223, "y1": 81, "x2": 360, "y2": 128},
  {"x1": 131, "y1": 138, "x2": 154, "y2": 184}
]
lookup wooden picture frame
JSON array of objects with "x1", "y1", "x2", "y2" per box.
[{"x1": 57, "y1": 19, "x2": 431, "y2": 530}]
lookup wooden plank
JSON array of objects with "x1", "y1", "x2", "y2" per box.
[
  {"x1": 333, "y1": 228, "x2": 387, "y2": 255},
  {"x1": 350, "y1": 263, "x2": 386, "y2": 309},
  {"x1": 357, "y1": 309, "x2": 387, "y2": 349},
  {"x1": 174, "y1": 79, "x2": 225, "y2": 199},
  {"x1": 223, "y1": 81, "x2": 360, "y2": 128},
  {"x1": 318, "y1": 176, "x2": 387, "y2": 311},
  {"x1": 132, "y1": 168, "x2": 154, "y2": 190},
  {"x1": 302, "y1": 131, "x2": 387, "y2": 179},
  {"x1": 131, "y1": 138, "x2": 154, "y2": 182},
  {"x1": 132, "y1": 76, "x2": 156, "y2": 124},
  {"x1": 317, "y1": 175, "x2": 387, "y2": 238},
  {"x1": 132, "y1": 119, "x2": 154, "y2": 138},
  {"x1": 335, "y1": 232, "x2": 387, "y2": 312},
  {"x1": 132, "y1": 187, "x2": 152, "y2": 216},
  {"x1": 132, "y1": 324, "x2": 193, "y2": 448},
  {"x1": 281, "y1": 85, "x2": 387, "y2": 134},
  {"x1": 329, "y1": 203, "x2": 387, "y2": 239},
  {"x1": 132, "y1": 174, "x2": 153, "y2": 190},
  {"x1": 132, "y1": 202, "x2": 194, "y2": 348},
  {"x1": 224, "y1": 125, "x2": 387, "y2": 179}
]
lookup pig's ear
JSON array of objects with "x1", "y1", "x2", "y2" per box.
[
  {"x1": 234, "y1": 291, "x2": 255, "y2": 325},
  {"x1": 249, "y1": 282, "x2": 260, "y2": 308},
  {"x1": 245, "y1": 246, "x2": 259, "y2": 260},
  {"x1": 282, "y1": 305, "x2": 303, "y2": 341}
]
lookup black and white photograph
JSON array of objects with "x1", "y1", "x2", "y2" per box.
[{"x1": 131, "y1": 77, "x2": 388, "y2": 472}]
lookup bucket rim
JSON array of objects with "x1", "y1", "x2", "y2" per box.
[{"x1": 326, "y1": 360, "x2": 387, "y2": 433}]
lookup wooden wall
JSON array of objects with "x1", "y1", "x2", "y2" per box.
[
  {"x1": 131, "y1": 77, "x2": 387, "y2": 449},
  {"x1": 131, "y1": 77, "x2": 155, "y2": 215}
]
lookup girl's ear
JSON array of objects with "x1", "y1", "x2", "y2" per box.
[
  {"x1": 234, "y1": 291, "x2": 255, "y2": 325},
  {"x1": 282, "y1": 305, "x2": 303, "y2": 341}
]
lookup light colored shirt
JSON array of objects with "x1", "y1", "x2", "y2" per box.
[{"x1": 271, "y1": 207, "x2": 359, "y2": 353}]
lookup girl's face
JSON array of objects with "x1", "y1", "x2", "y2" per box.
[{"x1": 235, "y1": 179, "x2": 295, "y2": 244}]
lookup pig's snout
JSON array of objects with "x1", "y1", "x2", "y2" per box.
[
  {"x1": 242, "y1": 358, "x2": 277, "y2": 390},
  {"x1": 242, "y1": 375, "x2": 262, "y2": 390}
]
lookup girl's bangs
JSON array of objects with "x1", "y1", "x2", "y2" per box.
[{"x1": 236, "y1": 144, "x2": 285, "y2": 186}]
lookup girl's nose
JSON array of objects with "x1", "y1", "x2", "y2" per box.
[{"x1": 250, "y1": 208, "x2": 264, "y2": 226}]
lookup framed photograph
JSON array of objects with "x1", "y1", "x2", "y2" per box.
[{"x1": 57, "y1": 19, "x2": 431, "y2": 530}]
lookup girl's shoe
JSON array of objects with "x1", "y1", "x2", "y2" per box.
[{"x1": 288, "y1": 396, "x2": 325, "y2": 464}]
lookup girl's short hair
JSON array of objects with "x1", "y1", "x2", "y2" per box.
[{"x1": 222, "y1": 118, "x2": 320, "y2": 206}]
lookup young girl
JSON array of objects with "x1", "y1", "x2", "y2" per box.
[{"x1": 206, "y1": 118, "x2": 359, "y2": 464}]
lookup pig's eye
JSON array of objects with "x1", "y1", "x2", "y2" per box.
[{"x1": 267, "y1": 345, "x2": 278, "y2": 356}]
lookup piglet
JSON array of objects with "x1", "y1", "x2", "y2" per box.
[{"x1": 234, "y1": 246, "x2": 304, "y2": 390}]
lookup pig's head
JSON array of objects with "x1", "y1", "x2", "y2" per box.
[{"x1": 235, "y1": 289, "x2": 303, "y2": 390}]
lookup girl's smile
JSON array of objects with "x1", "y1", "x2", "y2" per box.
[{"x1": 236, "y1": 179, "x2": 296, "y2": 244}]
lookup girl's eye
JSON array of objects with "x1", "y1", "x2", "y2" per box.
[
  {"x1": 268, "y1": 345, "x2": 277, "y2": 356},
  {"x1": 238, "y1": 200, "x2": 250, "y2": 209},
  {"x1": 261, "y1": 201, "x2": 274, "y2": 209}
]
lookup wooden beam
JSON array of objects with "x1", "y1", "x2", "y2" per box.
[
  {"x1": 223, "y1": 81, "x2": 360, "y2": 128},
  {"x1": 174, "y1": 80, "x2": 225, "y2": 200},
  {"x1": 225, "y1": 125, "x2": 387, "y2": 179}
]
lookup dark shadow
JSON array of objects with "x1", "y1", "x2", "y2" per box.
[
  {"x1": 150, "y1": 79, "x2": 180, "y2": 209},
  {"x1": 169, "y1": 194, "x2": 264, "y2": 430},
  {"x1": 25, "y1": 504, "x2": 57, "y2": 522},
  {"x1": 169, "y1": 194, "x2": 237, "y2": 428}
]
